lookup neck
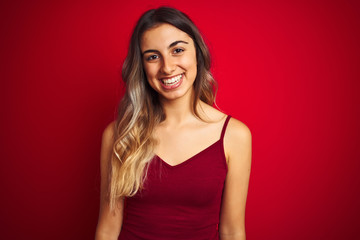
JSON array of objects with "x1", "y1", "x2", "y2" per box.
[{"x1": 159, "y1": 90, "x2": 197, "y2": 126}]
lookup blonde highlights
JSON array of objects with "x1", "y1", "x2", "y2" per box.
[{"x1": 108, "y1": 7, "x2": 217, "y2": 210}]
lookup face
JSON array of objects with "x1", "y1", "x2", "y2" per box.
[{"x1": 140, "y1": 23, "x2": 197, "y2": 102}]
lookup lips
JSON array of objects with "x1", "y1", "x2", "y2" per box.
[{"x1": 159, "y1": 73, "x2": 184, "y2": 89}]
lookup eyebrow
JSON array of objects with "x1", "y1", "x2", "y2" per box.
[{"x1": 142, "y1": 40, "x2": 189, "y2": 55}]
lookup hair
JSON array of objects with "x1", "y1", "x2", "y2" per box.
[{"x1": 108, "y1": 7, "x2": 217, "y2": 209}]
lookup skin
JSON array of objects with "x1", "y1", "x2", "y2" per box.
[
  {"x1": 95, "y1": 23, "x2": 252, "y2": 240},
  {"x1": 95, "y1": 123, "x2": 123, "y2": 240}
]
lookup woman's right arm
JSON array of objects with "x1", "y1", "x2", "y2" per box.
[{"x1": 95, "y1": 121, "x2": 124, "y2": 240}]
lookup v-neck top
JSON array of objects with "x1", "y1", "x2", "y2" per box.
[{"x1": 118, "y1": 115, "x2": 231, "y2": 240}]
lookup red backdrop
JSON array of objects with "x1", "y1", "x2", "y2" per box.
[{"x1": 1, "y1": 0, "x2": 359, "y2": 239}]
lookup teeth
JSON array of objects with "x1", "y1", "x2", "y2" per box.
[{"x1": 162, "y1": 74, "x2": 182, "y2": 86}]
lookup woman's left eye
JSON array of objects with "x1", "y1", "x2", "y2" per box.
[{"x1": 173, "y1": 48, "x2": 184, "y2": 54}]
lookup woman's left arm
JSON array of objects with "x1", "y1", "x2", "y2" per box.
[{"x1": 219, "y1": 118, "x2": 252, "y2": 240}]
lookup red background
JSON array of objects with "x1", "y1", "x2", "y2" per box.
[{"x1": 1, "y1": 0, "x2": 359, "y2": 239}]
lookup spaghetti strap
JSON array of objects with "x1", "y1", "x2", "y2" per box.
[{"x1": 220, "y1": 115, "x2": 231, "y2": 140}]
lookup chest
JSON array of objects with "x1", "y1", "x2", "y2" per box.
[
  {"x1": 132, "y1": 142, "x2": 228, "y2": 208},
  {"x1": 153, "y1": 121, "x2": 224, "y2": 166}
]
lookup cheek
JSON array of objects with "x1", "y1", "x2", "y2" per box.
[
  {"x1": 143, "y1": 66, "x2": 159, "y2": 90},
  {"x1": 188, "y1": 52, "x2": 197, "y2": 72},
  {"x1": 184, "y1": 56, "x2": 197, "y2": 77},
  {"x1": 143, "y1": 64, "x2": 157, "y2": 80},
  {"x1": 181, "y1": 54, "x2": 197, "y2": 71}
]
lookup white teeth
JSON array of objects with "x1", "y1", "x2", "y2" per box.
[{"x1": 162, "y1": 74, "x2": 182, "y2": 86}]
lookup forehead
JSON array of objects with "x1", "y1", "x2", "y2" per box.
[{"x1": 141, "y1": 23, "x2": 193, "y2": 50}]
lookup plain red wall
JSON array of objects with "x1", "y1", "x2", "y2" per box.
[{"x1": 1, "y1": 0, "x2": 359, "y2": 239}]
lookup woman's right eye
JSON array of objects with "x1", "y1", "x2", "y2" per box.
[{"x1": 146, "y1": 55, "x2": 159, "y2": 61}]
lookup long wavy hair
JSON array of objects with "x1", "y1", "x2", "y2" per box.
[{"x1": 108, "y1": 7, "x2": 217, "y2": 209}]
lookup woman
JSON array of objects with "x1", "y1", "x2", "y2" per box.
[{"x1": 95, "y1": 7, "x2": 251, "y2": 240}]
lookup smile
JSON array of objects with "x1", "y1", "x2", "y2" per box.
[{"x1": 160, "y1": 73, "x2": 183, "y2": 86}]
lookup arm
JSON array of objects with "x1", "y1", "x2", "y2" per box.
[
  {"x1": 95, "y1": 122, "x2": 124, "y2": 240},
  {"x1": 219, "y1": 118, "x2": 252, "y2": 240}
]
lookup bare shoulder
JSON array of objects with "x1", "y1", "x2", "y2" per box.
[
  {"x1": 99, "y1": 121, "x2": 116, "y2": 201},
  {"x1": 100, "y1": 121, "x2": 116, "y2": 165},
  {"x1": 227, "y1": 117, "x2": 252, "y2": 143},
  {"x1": 102, "y1": 121, "x2": 116, "y2": 146},
  {"x1": 224, "y1": 117, "x2": 252, "y2": 163}
]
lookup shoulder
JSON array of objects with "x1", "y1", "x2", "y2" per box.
[
  {"x1": 226, "y1": 117, "x2": 252, "y2": 143},
  {"x1": 224, "y1": 117, "x2": 252, "y2": 163},
  {"x1": 104, "y1": 120, "x2": 116, "y2": 136},
  {"x1": 101, "y1": 121, "x2": 116, "y2": 150},
  {"x1": 100, "y1": 121, "x2": 116, "y2": 176}
]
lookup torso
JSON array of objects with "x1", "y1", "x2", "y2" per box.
[{"x1": 118, "y1": 110, "x2": 231, "y2": 240}]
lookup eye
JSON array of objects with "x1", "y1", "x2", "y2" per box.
[
  {"x1": 173, "y1": 48, "x2": 184, "y2": 54},
  {"x1": 146, "y1": 54, "x2": 159, "y2": 61}
]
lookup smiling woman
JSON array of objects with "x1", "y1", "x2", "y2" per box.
[{"x1": 95, "y1": 7, "x2": 252, "y2": 240}]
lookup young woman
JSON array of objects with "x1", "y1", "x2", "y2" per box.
[{"x1": 95, "y1": 7, "x2": 251, "y2": 240}]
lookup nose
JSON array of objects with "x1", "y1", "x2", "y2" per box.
[{"x1": 161, "y1": 56, "x2": 175, "y2": 75}]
